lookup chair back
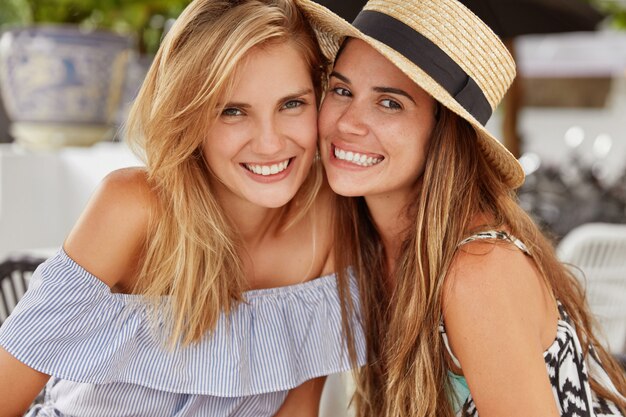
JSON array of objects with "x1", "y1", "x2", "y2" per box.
[
  {"x1": 557, "y1": 223, "x2": 626, "y2": 354},
  {"x1": 0, "y1": 256, "x2": 45, "y2": 324}
]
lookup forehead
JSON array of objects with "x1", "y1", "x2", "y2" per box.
[
  {"x1": 335, "y1": 38, "x2": 431, "y2": 99},
  {"x1": 234, "y1": 41, "x2": 311, "y2": 81},
  {"x1": 335, "y1": 39, "x2": 408, "y2": 81},
  {"x1": 228, "y1": 41, "x2": 312, "y2": 93}
]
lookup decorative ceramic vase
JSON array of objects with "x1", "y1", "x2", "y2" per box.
[{"x1": 0, "y1": 25, "x2": 132, "y2": 149}]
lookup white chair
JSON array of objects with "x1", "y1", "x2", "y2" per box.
[
  {"x1": 557, "y1": 223, "x2": 626, "y2": 354},
  {"x1": 319, "y1": 372, "x2": 356, "y2": 417}
]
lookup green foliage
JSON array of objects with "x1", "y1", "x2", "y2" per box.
[
  {"x1": 0, "y1": 0, "x2": 33, "y2": 25},
  {"x1": 603, "y1": 3, "x2": 626, "y2": 29},
  {"x1": 0, "y1": 0, "x2": 192, "y2": 54},
  {"x1": 588, "y1": 0, "x2": 626, "y2": 30}
]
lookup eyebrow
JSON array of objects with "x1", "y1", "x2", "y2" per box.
[
  {"x1": 221, "y1": 88, "x2": 314, "y2": 109},
  {"x1": 222, "y1": 101, "x2": 250, "y2": 110},
  {"x1": 373, "y1": 87, "x2": 416, "y2": 104},
  {"x1": 330, "y1": 71, "x2": 416, "y2": 104},
  {"x1": 330, "y1": 71, "x2": 350, "y2": 84},
  {"x1": 281, "y1": 88, "x2": 314, "y2": 103}
]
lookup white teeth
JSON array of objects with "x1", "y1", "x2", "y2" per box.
[
  {"x1": 244, "y1": 159, "x2": 289, "y2": 176},
  {"x1": 334, "y1": 147, "x2": 382, "y2": 167}
]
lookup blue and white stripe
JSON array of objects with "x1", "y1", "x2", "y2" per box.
[{"x1": 0, "y1": 249, "x2": 366, "y2": 417}]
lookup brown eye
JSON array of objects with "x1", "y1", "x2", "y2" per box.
[
  {"x1": 380, "y1": 99, "x2": 402, "y2": 110},
  {"x1": 332, "y1": 87, "x2": 351, "y2": 97}
]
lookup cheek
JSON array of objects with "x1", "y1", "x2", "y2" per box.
[
  {"x1": 385, "y1": 123, "x2": 431, "y2": 164},
  {"x1": 202, "y1": 127, "x2": 241, "y2": 166},
  {"x1": 201, "y1": 143, "x2": 219, "y2": 179},
  {"x1": 317, "y1": 101, "x2": 337, "y2": 140},
  {"x1": 407, "y1": 130, "x2": 432, "y2": 172},
  {"x1": 283, "y1": 110, "x2": 318, "y2": 150},
  {"x1": 303, "y1": 108, "x2": 320, "y2": 145}
]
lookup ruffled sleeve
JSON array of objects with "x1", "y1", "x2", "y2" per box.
[{"x1": 0, "y1": 250, "x2": 366, "y2": 396}]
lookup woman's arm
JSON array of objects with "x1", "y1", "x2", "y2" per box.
[
  {"x1": 442, "y1": 241, "x2": 560, "y2": 417},
  {"x1": 274, "y1": 377, "x2": 327, "y2": 417},
  {"x1": 0, "y1": 347, "x2": 49, "y2": 417}
]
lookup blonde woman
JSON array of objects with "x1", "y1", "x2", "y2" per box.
[
  {"x1": 0, "y1": 1, "x2": 365, "y2": 416},
  {"x1": 296, "y1": 0, "x2": 626, "y2": 416}
]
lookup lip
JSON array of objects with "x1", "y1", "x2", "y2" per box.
[
  {"x1": 328, "y1": 143, "x2": 384, "y2": 170},
  {"x1": 240, "y1": 157, "x2": 295, "y2": 183}
]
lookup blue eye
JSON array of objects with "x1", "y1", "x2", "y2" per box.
[
  {"x1": 380, "y1": 99, "x2": 402, "y2": 110},
  {"x1": 222, "y1": 107, "x2": 243, "y2": 117},
  {"x1": 282, "y1": 99, "x2": 304, "y2": 110}
]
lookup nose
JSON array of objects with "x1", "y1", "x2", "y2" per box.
[
  {"x1": 250, "y1": 116, "x2": 285, "y2": 156},
  {"x1": 335, "y1": 100, "x2": 368, "y2": 137}
]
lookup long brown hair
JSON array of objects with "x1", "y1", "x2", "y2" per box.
[
  {"x1": 124, "y1": 0, "x2": 326, "y2": 346},
  {"x1": 335, "y1": 107, "x2": 626, "y2": 416}
]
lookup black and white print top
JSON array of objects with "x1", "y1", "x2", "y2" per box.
[{"x1": 439, "y1": 231, "x2": 625, "y2": 417}]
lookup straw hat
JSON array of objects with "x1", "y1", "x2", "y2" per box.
[{"x1": 296, "y1": 0, "x2": 525, "y2": 189}]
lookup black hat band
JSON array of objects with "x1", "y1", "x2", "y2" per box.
[{"x1": 353, "y1": 10, "x2": 492, "y2": 125}]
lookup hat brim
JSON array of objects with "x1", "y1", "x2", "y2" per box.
[{"x1": 297, "y1": 0, "x2": 525, "y2": 189}]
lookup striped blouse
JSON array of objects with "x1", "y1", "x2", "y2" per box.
[{"x1": 0, "y1": 250, "x2": 366, "y2": 417}]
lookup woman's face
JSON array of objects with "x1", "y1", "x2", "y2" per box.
[
  {"x1": 318, "y1": 39, "x2": 437, "y2": 201},
  {"x1": 203, "y1": 41, "x2": 318, "y2": 209}
]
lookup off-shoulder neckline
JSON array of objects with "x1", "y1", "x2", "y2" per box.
[{"x1": 57, "y1": 248, "x2": 339, "y2": 301}]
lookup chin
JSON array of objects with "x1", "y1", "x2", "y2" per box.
[
  {"x1": 324, "y1": 175, "x2": 364, "y2": 198},
  {"x1": 327, "y1": 182, "x2": 364, "y2": 198},
  {"x1": 250, "y1": 192, "x2": 296, "y2": 209}
]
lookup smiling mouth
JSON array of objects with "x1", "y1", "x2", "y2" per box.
[
  {"x1": 242, "y1": 158, "x2": 292, "y2": 176},
  {"x1": 333, "y1": 145, "x2": 383, "y2": 167}
]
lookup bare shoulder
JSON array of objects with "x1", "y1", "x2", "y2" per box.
[
  {"x1": 83, "y1": 167, "x2": 154, "y2": 211},
  {"x1": 442, "y1": 239, "x2": 548, "y2": 339},
  {"x1": 441, "y1": 240, "x2": 561, "y2": 416},
  {"x1": 444, "y1": 239, "x2": 540, "y2": 303},
  {"x1": 63, "y1": 167, "x2": 156, "y2": 289},
  {"x1": 443, "y1": 237, "x2": 551, "y2": 352}
]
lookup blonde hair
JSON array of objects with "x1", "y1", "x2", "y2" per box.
[
  {"x1": 335, "y1": 107, "x2": 626, "y2": 416},
  {"x1": 125, "y1": 0, "x2": 326, "y2": 345}
]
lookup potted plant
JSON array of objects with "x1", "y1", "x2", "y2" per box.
[{"x1": 21, "y1": 0, "x2": 191, "y2": 55}]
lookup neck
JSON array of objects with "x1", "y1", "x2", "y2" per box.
[
  {"x1": 232, "y1": 205, "x2": 284, "y2": 246},
  {"x1": 364, "y1": 190, "x2": 414, "y2": 277},
  {"x1": 214, "y1": 188, "x2": 285, "y2": 248}
]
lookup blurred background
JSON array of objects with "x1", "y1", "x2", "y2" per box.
[{"x1": 0, "y1": 0, "x2": 625, "y2": 366}]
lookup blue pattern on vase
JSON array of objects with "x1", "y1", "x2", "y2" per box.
[{"x1": 0, "y1": 25, "x2": 132, "y2": 126}]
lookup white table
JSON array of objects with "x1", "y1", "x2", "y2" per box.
[{"x1": 0, "y1": 141, "x2": 141, "y2": 260}]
